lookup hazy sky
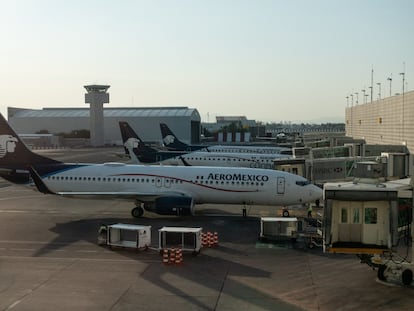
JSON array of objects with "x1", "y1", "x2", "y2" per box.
[{"x1": 1, "y1": 0, "x2": 413, "y2": 123}]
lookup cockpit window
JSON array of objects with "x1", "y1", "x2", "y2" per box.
[{"x1": 296, "y1": 180, "x2": 310, "y2": 186}]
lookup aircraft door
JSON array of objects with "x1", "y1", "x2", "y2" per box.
[
  {"x1": 337, "y1": 202, "x2": 362, "y2": 243},
  {"x1": 156, "y1": 177, "x2": 171, "y2": 188},
  {"x1": 277, "y1": 177, "x2": 285, "y2": 194},
  {"x1": 362, "y1": 202, "x2": 388, "y2": 245}
]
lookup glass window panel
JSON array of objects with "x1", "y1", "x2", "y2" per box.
[
  {"x1": 364, "y1": 208, "x2": 377, "y2": 224},
  {"x1": 341, "y1": 208, "x2": 348, "y2": 223}
]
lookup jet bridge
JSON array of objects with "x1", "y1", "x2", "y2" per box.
[
  {"x1": 323, "y1": 178, "x2": 414, "y2": 286},
  {"x1": 323, "y1": 179, "x2": 411, "y2": 254}
]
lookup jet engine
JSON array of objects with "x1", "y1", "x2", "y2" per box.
[{"x1": 145, "y1": 196, "x2": 194, "y2": 216}]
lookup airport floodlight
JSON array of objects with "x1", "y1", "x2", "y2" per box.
[
  {"x1": 387, "y1": 77, "x2": 392, "y2": 97},
  {"x1": 376, "y1": 82, "x2": 381, "y2": 100}
]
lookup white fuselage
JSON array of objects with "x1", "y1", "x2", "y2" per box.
[
  {"x1": 141, "y1": 151, "x2": 292, "y2": 169},
  {"x1": 40, "y1": 163, "x2": 321, "y2": 206},
  {"x1": 201, "y1": 145, "x2": 291, "y2": 154}
]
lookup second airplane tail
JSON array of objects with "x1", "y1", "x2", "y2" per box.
[
  {"x1": 119, "y1": 121, "x2": 159, "y2": 164},
  {"x1": 160, "y1": 123, "x2": 191, "y2": 151}
]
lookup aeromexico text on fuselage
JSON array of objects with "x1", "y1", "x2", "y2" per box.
[{"x1": 207, "y1": 173, "x2": 269, "y2": 182}]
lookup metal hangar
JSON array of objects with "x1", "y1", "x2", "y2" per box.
[{"x1": 7, "y1": 106, "x2": 201, "y2": 146}]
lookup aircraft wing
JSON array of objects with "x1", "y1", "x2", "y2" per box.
[{"x1": 51, "y1": 191, "x2": 192, "y2": 203}]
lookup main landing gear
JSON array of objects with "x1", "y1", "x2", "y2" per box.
[{"x1": 131, "y1": 202, "x2": 144, "y2": 218}]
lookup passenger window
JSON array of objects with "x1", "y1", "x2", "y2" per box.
[
  {"x1": 364, "y1": 208, "x2": 377, "y2": 224},
  {"x1": 352, "y1": 208, "x2": 360, "y2": 224},
  {"x1": 341, "y1": 208, "x2": 348, "y2": 223}
]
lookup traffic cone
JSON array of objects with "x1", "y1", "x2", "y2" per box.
[
  {"x1": 162, "y1": 249, "x2": 169, "y2": 265},
  {"x1": 202, "y1": 232, "x2": 208, "y2": 247},
  {"x1": 169, "y1": 248, "x2": 176, "y2": 264},
  {"x1": 207, "y1": 232, "x2": 213, "y2": 247},
  {"x1": 213, "y1": 232, "x2": 219, "y2": 246},
  {"x1": 175, "y1": 248, "x2": 183, "y2": 264}
]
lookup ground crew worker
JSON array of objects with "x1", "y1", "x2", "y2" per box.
[{"x1": 307, "y1": 205, "x2": 313, "y2": 218}]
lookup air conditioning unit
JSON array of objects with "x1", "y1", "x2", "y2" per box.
[{"x1": 381, "y1": 152, "x2": 408, "y2": 179}]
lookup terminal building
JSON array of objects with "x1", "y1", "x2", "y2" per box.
[{"x1": 345, "y1": 90, "x2": 414, "y2": 153}]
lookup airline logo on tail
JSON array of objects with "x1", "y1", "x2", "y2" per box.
[
  {"x1": 124, "y1": 137, "x2": 140, "y2": 150},
  {"x1": 0, "y1": 135, "x2": 18, "y2": 158},
  {"x1": 163, "y1": 135, "x2": 175, "y2": 145}
]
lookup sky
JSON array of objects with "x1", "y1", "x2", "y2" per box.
[{"x1": 0, "y1": 0, "x2": 413, "y2": 123}]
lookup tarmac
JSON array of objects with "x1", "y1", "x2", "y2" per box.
[{"x1": 0, "y1": 147, "x2": 413, "y2": 311}]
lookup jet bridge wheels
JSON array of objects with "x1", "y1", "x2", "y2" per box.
[
  {"x1": 377, "y1": 264, "x2": 413, "y2": 286},
  {"x1": 402, "y1": 269, "x2": 413, "y2": 286},
  {"x1": 131, "y1": 206, "x2": 144, "y2": 218},
  {"x1": 377, "y1": 265, "x2": 387, "y2": 281}
]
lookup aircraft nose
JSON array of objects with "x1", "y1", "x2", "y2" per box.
[{"x1": 311, "y1": 185, "x2": 323, "y2": 201}]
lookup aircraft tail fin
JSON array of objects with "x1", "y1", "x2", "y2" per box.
[
  {"x1": 119, "y1": 121, "x2": 156, "y2": 164},
  {"x1": 160, "y1": 123, "x2": 190, "y2": 151},
  {"x1": 0, "y1": 113, "x2": 61, "y2": 183},
  {"x1": 0, "y1": 114, "x2": 61, "y2": 168}
]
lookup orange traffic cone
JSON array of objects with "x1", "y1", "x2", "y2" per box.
[
  {"x1": 169, "y1": 248, "x2": 176, "y2": 264},
  {"x1": 207, "y1": 232, "x2": 213, "y2": 247},
  {"x1": 202, "y1": 232, "x2": 208, "y2": 247},
  {"x1": 175, "y1": 248, "x2": 183, "y2": 264},
  {"x1": 213, "y1": 232, "x2": 219, "y2": 246},
  {"x1": 162, "y1": 249, "x2": 169, "y2": 265}
]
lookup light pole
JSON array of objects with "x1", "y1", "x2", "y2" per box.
[
  {"x1": 350, "y1": 94, "x2": 354, "y2": 136},
  {"x1": 365, "y1": 94, "x2": 369, "y2": 104},
  {"x1": 377, "y1": 82, "x2": 381, "y2": 100},
  {"x1": 368, "y1": 86, "x2": 373, "y2": 102},
  {"x1": 370, "y1": 67, "x2": 374, "y2": 102},
  {"x1": 387, "y1": 76, "x2": 392, "y2": 97},
  {"x1": 400, "y1": 71, "x2": 405, "y2": 142},
  {"x1": 346, "y1": 96, "x2": 349, "y2": 107},
  {"x1": 361, "y1": 89, "x2": 366, "y2": 104},
  {"x1": 355, "y1": 92, "x2": 359, "y2": 104},
  {"x1": 400, "y1": 72, "x2": 405, "y2": 94}
]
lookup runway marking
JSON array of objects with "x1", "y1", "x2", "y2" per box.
[
  {"x1": 0, "y1": 240, "x2": 92, "y2": 245},
  {"x1": 75, "y1": 250, "x2": 98, "y2": 253},
  {"x1": 0, "y1": 255, "x2": 160, "y2": 263},
  {"x1": 6, "y1": 299, "x2": 22, "y2": 310},
  {"x1": 0, "y1": 195, "x2": 42, "y2": 201}
]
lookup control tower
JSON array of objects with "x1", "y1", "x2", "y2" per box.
[{"x1": 84, "y1": 85, "x2": 110, "y2": 146}]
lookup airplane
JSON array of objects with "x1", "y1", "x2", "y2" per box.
[
  {"x1": 160, "y1": 123, "x2": 292, "y2": 154},
  {"x1": 0, "y1": 114, "x2": 322, "y2": 218},
  {"x1": 121, "y1": 121, "x2": 292, "y2": 169}
]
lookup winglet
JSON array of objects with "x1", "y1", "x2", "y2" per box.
[
  {"x1": 29, "y1": 166, "x2": 55, "y2": 195},
  {"x1": 178, "y1": 156, "x2": 192, "y2": 166}
]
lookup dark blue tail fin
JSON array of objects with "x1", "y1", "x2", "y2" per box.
[
  {"x1": 119, "y1": 121, "x2": 159, "y2": 163},
  {"x1": 0, "y1": 113, "x2": 61, "y2": 183},
  {"x1": 160, "y1": 123, "x2": 203, "y2": 151},
  {"x1": 119, "y1": 121, "x2": 188, "y2": 164}
]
